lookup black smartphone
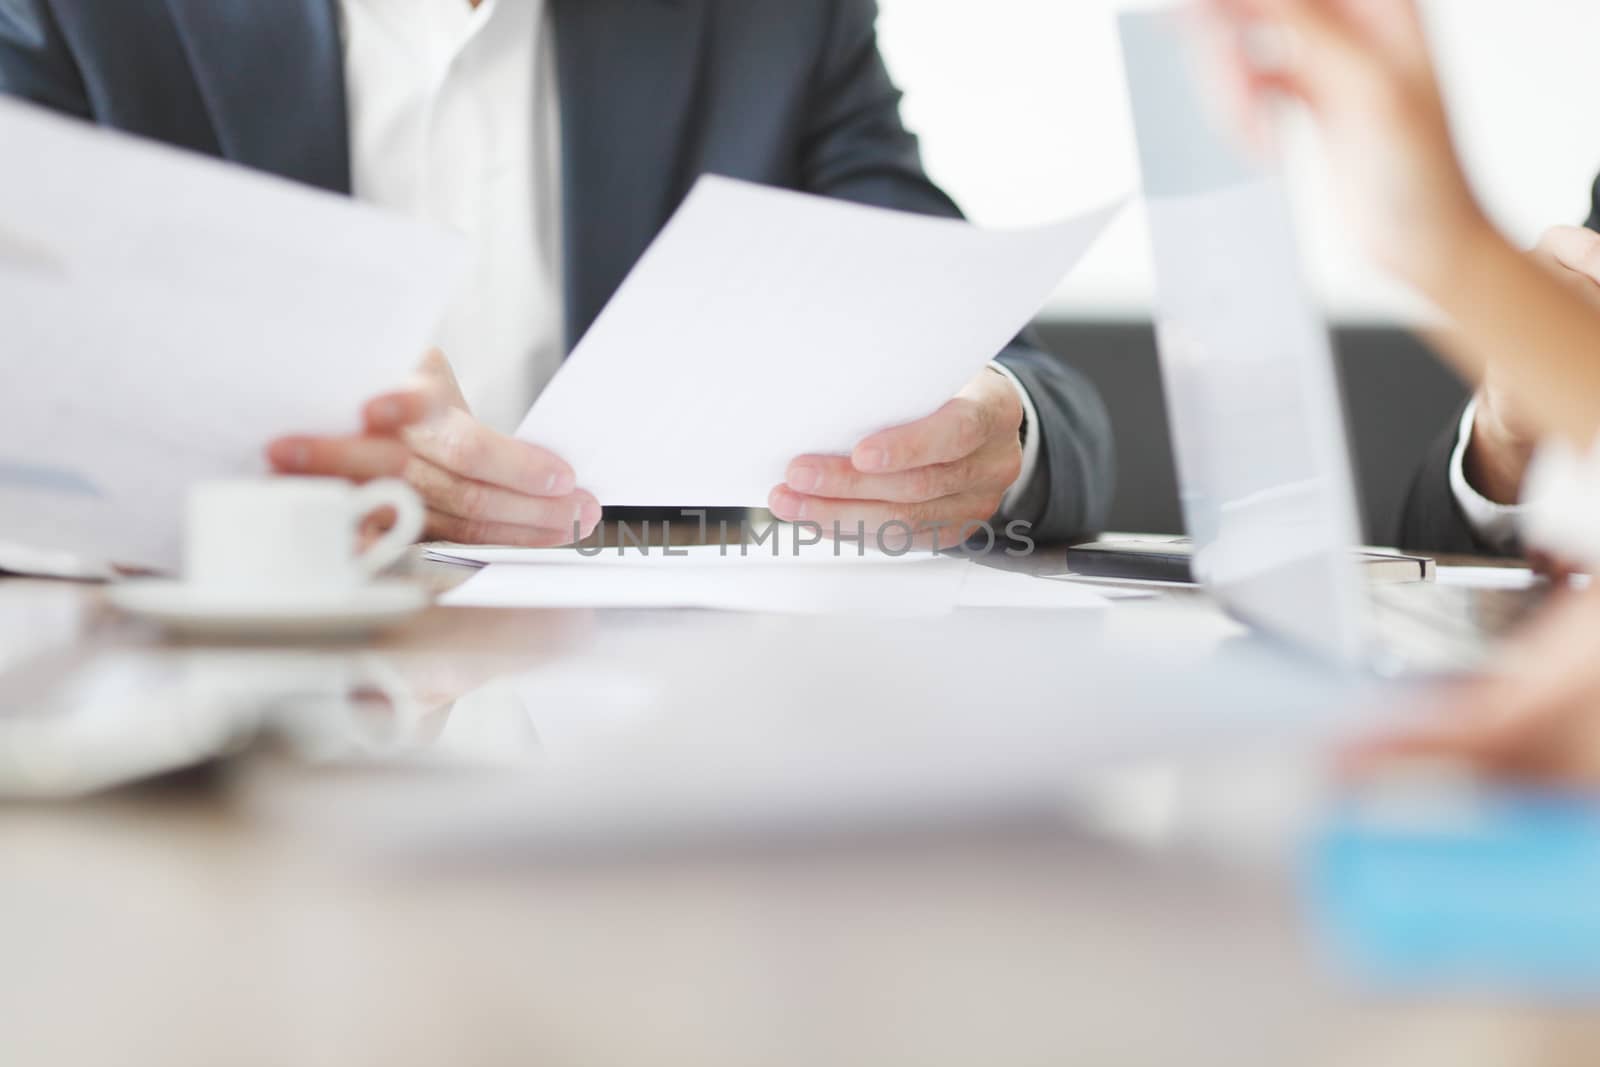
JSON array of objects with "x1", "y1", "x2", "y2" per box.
[{"x1": 1065, "y1": 539, "x2": 1195, "y2": 584}]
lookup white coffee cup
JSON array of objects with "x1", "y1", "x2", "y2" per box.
[{"x1": 184, "y1": 478, "x2": 425, "y2": 600}]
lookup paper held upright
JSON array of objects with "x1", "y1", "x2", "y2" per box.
[{"x1": 517, "y1": 176, "x2": 1123, "y2": 507}]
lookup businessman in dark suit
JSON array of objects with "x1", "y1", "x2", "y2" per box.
[
  {"x1": 0, "y1": 0, "x2": 1114, "y2": 548},
  {"x1": 1398, "y1": 174, "x2": 1600, "y2": 557}
]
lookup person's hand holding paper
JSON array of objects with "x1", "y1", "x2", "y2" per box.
[
  {"x1": 270, "y1": 350, "x2": 603, "y2": 548},
  {"x1": 269, "y1": 177, "x2": 1118, "y2": 553},
  {"x1": 515, "y1": 177, "x2": 1121, "y2": 540},
  {"x1": 771, "y1": 366, "x2": 1025, "y2": 548}
]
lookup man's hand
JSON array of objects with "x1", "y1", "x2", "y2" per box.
[
  {"x1": 767, "y1": 368, "x2": 1025, "y2": 549},
  {"x1": 1466, "y1": 226, "x2": 1600, "y2": 505},
  {"x1": 1466, "y1": 366, "x2": 1541, "y2": 506},
  {"x1": 268, "y1": 350, "x2": 601, "y2": 547}
]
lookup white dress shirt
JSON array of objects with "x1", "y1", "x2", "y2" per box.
[
  {"x1": 1450, "y1": 398, "x2": 1600, "y2": 567},
  {"x1": 1448, "y1": 397, "x2": 1525, "y2": 553},
  {"x1": 341, "y1": 0, "x2": 563, "y2": 435},
  {"x1": 337, "y1": 0, "x2": 1037, "y2": 506}
]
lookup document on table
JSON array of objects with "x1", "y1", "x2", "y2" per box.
[
  {"x1": 0, "y1": 99, "x2": 466, "y2": 573},
  {"x1": 517, "y1": 176, "x2": 1123, "y2": 505},
  {"x1": 440, "y1": 552, "x2": 1112, "y2": 616},
  {"x1": 425, "y1": 533, "x2": 949, "y2": 567}
]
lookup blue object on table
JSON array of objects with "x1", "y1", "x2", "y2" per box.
[{"x1": 1308, "y1": 790, "x2": 1600, "y2": 997}]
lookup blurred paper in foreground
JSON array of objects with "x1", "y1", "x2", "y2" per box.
[{"x1": 0, "y1": 99, "x2": 465, "y2": 572}]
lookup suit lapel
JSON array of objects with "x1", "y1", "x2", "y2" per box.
[
  {"x1": 160, "y1": 0, "x2": 351, "y2": 193},
  {"x1": 553, "y1": 0, "x2": 709, "y2": 349}
]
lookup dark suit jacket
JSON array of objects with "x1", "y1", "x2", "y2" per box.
[
  {"x1": 0, "y1": 0, "x2": 1115, "y2": 543},
  {"x1": 1395, "y1": 397, "x2": 1505, "y2": 555},
  {"x1": 1397, "y1": 173, "x2": 1600, "y2": 555}
]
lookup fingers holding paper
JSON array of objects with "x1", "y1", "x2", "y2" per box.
[
  {"x1": 270, "y1": 349, "x2": 601, "y2": 547},
  {"x1": 769, "y1": 368, "x2": 1025, "y2": 548},
  {"x1": 403, "y1": 451, "x2": 601, "y2": 547},
  {"x1": 267, "y1": 431, "x2": 414, "y2": 483},
  {"x1": 266, "y1": 386, "x2": 432, "y2": 480}
]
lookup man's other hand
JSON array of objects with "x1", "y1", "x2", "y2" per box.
[
  {"x1": 768, "y1": 367, "x2": 1025, "y2": 549},
  {"x1": 1466, "y1": 226, "x2": 1600, "y2": 505},
  {"x1": 267, "y1": 350, "x2": 601, "y2": 547}
]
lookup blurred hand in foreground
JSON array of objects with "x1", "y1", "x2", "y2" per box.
[
  {"x1": 1205, "y1": 0, "x2": 1488, "y2": 292},
  {"x1": 1208, "y1": 0, "x2": 1600, "y2": 454},
  {"x1": 1347, "y1": 587, "x2": 1600, "y2": 787},
  {"x1": 1465, "y1": 227, "x2": 1600, "y2": 507}
]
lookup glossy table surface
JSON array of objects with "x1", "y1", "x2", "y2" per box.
[{"x1": 0, "y1": 545, "x2": 1593, "y2": 1066}]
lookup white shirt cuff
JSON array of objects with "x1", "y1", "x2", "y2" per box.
[
  {"x1": 988, "y1": 360, "x2": 1041, "y2": 517},
  {"x1": 1448, "y1": 396, "x2": 1524, "y2": 554}
]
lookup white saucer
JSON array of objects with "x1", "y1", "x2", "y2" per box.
[{"x1": 106, "y1": 579, "x2": 432, "y2": 640}]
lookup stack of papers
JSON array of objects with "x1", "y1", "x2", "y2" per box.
[{"x1": 0, "y1": 99, "x2": 465, "y2": 573}]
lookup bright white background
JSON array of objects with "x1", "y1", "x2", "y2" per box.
[{"x1": 876, "y1": 0, "x2": 1600, "y2": 323}]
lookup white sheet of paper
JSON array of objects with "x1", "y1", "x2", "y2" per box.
[
  {"x1": 0, "y1": 99, "x2": 466, "y2": 572},
  {"x1": 956, "y1": 566, "x2": 1111, "y2": 610},
  {"x1": 441, "y1": 558, "x2": 974, "y2": 617},
  {"x1": 516, "y1": 176, "x2": 1121, "y2": 505},
  {"x1": 424, "y1": 531, "x2": 946, "y2": 568},
  {"x1": 441, "y1": 552, "x2": 1111, "y2": 615},
  {"x1": 1043, "y1": 572, "x2": 1177, "y2": 598}
]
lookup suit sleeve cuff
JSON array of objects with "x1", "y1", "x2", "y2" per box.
[
  {"x1": 1449, "y1": 396, "x2": 1524, "y2": 554},
  {"x1": 988, "y1": 360, "x2": 1041, "y2": 517}
]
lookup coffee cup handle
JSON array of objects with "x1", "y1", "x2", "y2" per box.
[{"x1": 350, "y1": 479, "x2": 426, "y2": 578}]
